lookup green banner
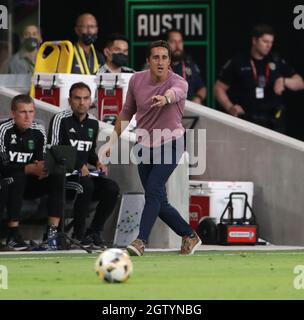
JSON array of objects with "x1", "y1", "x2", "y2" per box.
[{"x1": 125, "y1": 0, "x2": 215, "y2": 107}]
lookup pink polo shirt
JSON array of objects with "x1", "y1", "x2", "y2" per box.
[{"x1": 120, "y1": 70, "x2": 188, "y2": 147}]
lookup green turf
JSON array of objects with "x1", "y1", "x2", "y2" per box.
[{"x1": 1, "y1": 250, "x2": 304, "y2": 299}]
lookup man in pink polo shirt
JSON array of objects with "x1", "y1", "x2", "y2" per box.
[{"x1": 100, "y1": 40, "x2": 201, "y2": 256}]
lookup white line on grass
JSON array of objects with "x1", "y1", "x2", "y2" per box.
[{"x1": 1, "y1": 251, "x2": 304, "y2": 261}]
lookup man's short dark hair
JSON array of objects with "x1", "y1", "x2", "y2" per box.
[
  {"x1": 252, "y1": 23, "x2": 275, "y2": 38},
  {"x1": 146, "y1": 40, "x2": 171, "y2": 59},
  {"x1": 11, "y1": 94, "x2": 34, "y2": 111},
  {"x1": 69, "y1": 82, "x2": 91, "y2": 97},
  {"x1": 166, "y1": 29, "x2": 183, "y2": 40},
  {"x1": 105, "y1": 33, "x2": 129, "y2": 49}
]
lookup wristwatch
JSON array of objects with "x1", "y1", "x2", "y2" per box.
[{"x1": 164, "y1": 95, "x2": 172, "y2": 105}]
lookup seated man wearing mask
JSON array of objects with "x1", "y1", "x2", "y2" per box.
[
  {"x1": 97, "y1": 33, "x2": 135, "y2": 74},
  {"x1": 7, "y1": 24, "x2": 42, "y2": 74},
  {"x1": 72, "y1": 13, "x2": 105, "y2": 75}
]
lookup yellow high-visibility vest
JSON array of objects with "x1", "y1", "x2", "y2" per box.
[{"x1": 74, "y1": 43, "x2": 99, "y2": 74}]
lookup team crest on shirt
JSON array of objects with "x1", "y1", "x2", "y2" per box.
[
  {"x1": 10, "y1": 134, "x2": 17, "y2": 144},
  {"x1": 88, "y1": 128, "x2": 94, "y2": 139},
  {"x1": 28, "y1": 140, "x2": 35, "y2": 150},
  {"x1": 269, "y1": 62, "x2": 276, "y2": 71}
]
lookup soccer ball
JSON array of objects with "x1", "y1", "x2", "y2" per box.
[{"x1": 95, "y1": 248, "x2": 133, "y2": 283}]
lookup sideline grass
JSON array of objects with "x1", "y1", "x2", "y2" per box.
[{"x1": 0, "y1": 251, "x2": 304, "y2": 299}]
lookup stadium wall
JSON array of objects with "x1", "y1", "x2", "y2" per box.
[{"x1": 185, "y1": 102, "x2": 304, "y2": 246}]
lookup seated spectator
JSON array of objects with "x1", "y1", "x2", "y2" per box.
[
  {"x1": 0, "y1": 94, "x2": 64, "y2": 251},
  {"x1": 167, "y1": 29, "x2": 206, "y2": 104},
  {"x1": 4, "y1": 24, "x2": 42, "y2": 75},
  {"x1": 97, "y1": 33, "x2": 135, "y2": 74},
  {"x1": 72, "y1": 13, "x2": 105, "y2": 75}
]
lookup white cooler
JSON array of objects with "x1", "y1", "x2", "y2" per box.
[
  {"x1": 95, "y1": 73, "x2": 133, "y2": 104},
  {"x1": 189, "y1": 181, "x2": 254, "y2": 227},
  {"x1": 95, "y1": 73, "x2": 133, "y2": 122},
  {"x1": 33, "y1": 73, "x2": 97, "y2": 109}
]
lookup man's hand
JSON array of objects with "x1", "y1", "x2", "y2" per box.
[
  {"x1": 80, "y1": 164, "x2": 90, "y2": 177},
  {"x1": 25, "y1": 160, "x2": 48, "y2": 179},
  {"x1": 274, "y1": 77, "x2": 285, "y2": 96},
  {"x1": 96, "y1": 160, "x2": 108, "y2": 176},
  {"x1": 228, "y1": 104, "x2": 245, "y2": 117},
  {"x1": 151, "y1": 95, "x2": 167, "y2": 108},
  {"x1": 191, "y1": 96, "x2": 203, "y2": 104}
]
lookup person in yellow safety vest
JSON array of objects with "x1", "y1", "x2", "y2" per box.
[{"x1": 72, "y1": 13, "x2": 105, "y2": 75}]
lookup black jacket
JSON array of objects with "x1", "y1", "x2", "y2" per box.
[
  {"x1": 48, "y1": 110, "x2": 99, "y2": 170},
  {"x1": 217, "y1": 52, "x2": 296, "y2": 114},
  {"x1": 0, "y1": 119, "x2": 46, "y2": 176}
]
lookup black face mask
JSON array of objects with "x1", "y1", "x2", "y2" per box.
[
  {"x1": 23, "y1": 37, "x2": 39, "y2": 52},
  {"x1": 80, "y1": 33, "x2": 97, "y2": 45},
  {"x1": 112, "y1": 53, "x2": 128, "y2": 67}
]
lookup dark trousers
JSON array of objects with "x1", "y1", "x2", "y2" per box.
[
  {"x1": 241, "y1": 105, "x2": 286, "y2": 133},
  {"x1": 0, "y1": 172, "x2": 64, "y2": 221},
  {"x1": 67, "y1": 175, "x2": 119, "y2": 239},
  {"x1": 136, "y1": 138, "x2": 193, "y2": 242}
]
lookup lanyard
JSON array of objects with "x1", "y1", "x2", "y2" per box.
[
  {"x1": 250, "y1": 59, "x2": 270, "y2": 86},
  {"x1": 74, "y1": 43, "x2": 99, "y2": 74}
]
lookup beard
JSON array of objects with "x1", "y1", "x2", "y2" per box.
[{"x1": 171, "y1": 50, "x2": 185, "y2": 63}]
